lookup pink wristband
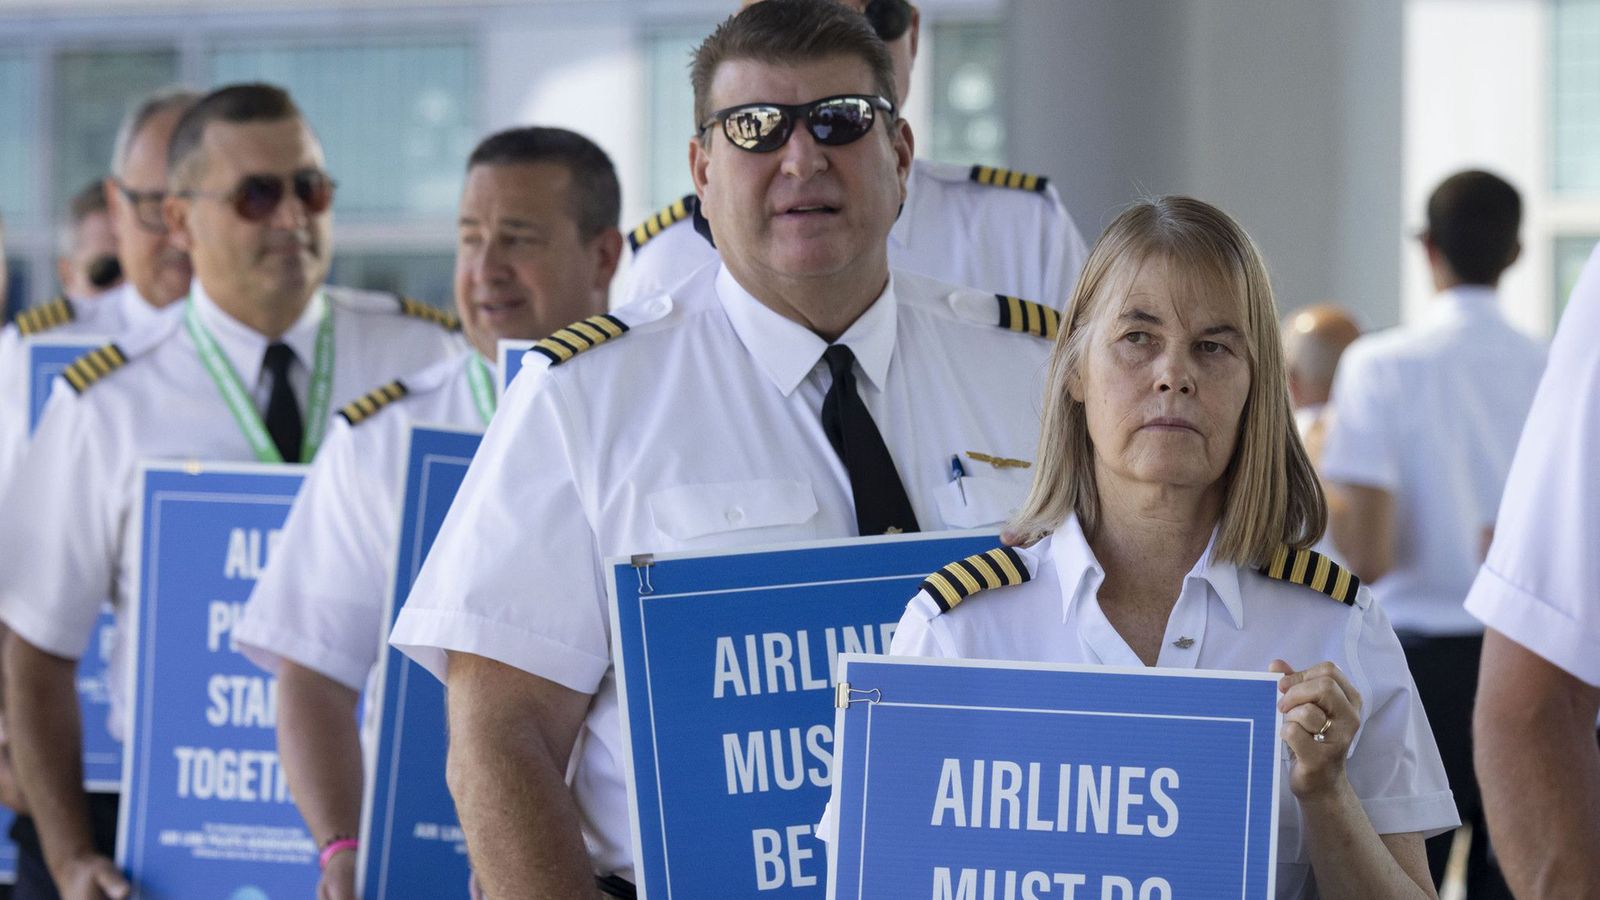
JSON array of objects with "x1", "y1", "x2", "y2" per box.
[{"x1": 319, "y1": 838, "x2": 359, "y2": 870}]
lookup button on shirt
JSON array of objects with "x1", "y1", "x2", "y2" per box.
[
  {"x1": 1467, "y1": 247, "x2": 1600, "y2": 685},
  {"x1": 0, "y1": 283, "x2": 176, "y2": 498},
  {"x1": 390, "y1": 263, "x2": 1054, "y2": 881},
  {"x1": 890, "y1": 515, "x2": 1458, "y2": 900},
  {"x1": 1319, "y1": 287, "x2": 1545, "y2": 635},
  {"x1": 0, "y1": 281, "x2": 464, "y2": 741},
  {"x1": 620, "y1": 159, "x2": 1090, "y2": 310},
  {"x1": 235, "y1": 351, "x2": 484, "y2": 743}
]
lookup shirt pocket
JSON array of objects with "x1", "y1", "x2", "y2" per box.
[
  {"x1": 934, "y1": 473, "x2": 1028, "y2": 529},
  {"x1": 647, "y1": 478, "x2": 819, "y2": 542}
]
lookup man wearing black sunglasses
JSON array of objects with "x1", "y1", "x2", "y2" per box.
[
  {"x1": 393, "y1": 3, "x2": 1058, "y2": 898},
  {"x1": 0, "y1": 83, "x2": 464, "y2": 900},
  {"x1": 620, "y1": 0, "x2": 1088, "y2": 317}
]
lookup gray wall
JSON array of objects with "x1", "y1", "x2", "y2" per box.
[{"x1": 1006, "y1": 0, "x2": 1405, "y2": 328}]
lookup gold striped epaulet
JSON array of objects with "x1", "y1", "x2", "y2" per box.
[
  {"x1": 995, "y1": 294, "x2": 1060, "y2": 340},
  {"x1": 338, "y1": 380, "x2": 409, "y2": 426},
  {"x1": 1258, "y1": 546, "x2": 1361, "y2": 605},
  {"x1": 629, "y1": 194, "x2": 698, "y2": 252},
  {"x1": 15, "y1": 296, "x2": 76, "y2": 336},
  {"x1": 61, "y1": 343, "x2": 128, "y2": 394},
  {"x1": 529, "y1": 313, "x2": 630, "y2": 367},
  {"x1": 970, "y1": 165, "x2": 1049, "y2": 194},
  {"x1": 396, "y1": 297, "x2": 461, "y2": 332},
  {"x1": 920, "y1": 546, "x2": 1032, "y2": 613}
]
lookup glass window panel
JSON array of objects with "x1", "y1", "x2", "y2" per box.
[
  {"x1": 210, "y1": 39, "x2": 477, "y2": 220},
  {"x1": 1553, "y1": 0, "x2": 1600, "y2": 193},
  {"x1": 645, "y1": 24, "x2": 715, "y2": 212},
  {"x1": 53, "y1": 49, "x2": 180, "y2": 210},
  {"x1": 328, "y1": 251, "x2": 454, "y2": 309},
  {"x1": 1554, "y1": 234, "x2": 1599, "y2": 320},
  {"x1": 927, "y1": 21, "x2": 1006, "y2": 169},
  {"x1": 0, "y1": 53, "x2": 39, "y2": 224}
]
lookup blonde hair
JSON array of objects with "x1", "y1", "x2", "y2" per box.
[{"x1": 1009, "y1": 196, "x2": 1325, "y2": 566}]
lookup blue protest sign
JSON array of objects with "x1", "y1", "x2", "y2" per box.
[
  {"x1": 495, "y1": 339, "x2": 533, "y2": 394},
  {"x1": 26, "y1": 337, "x2": 122, "y2": 791},
  {"x1": 27, "y1": 337, "x2": 103, "y2": 431},
  {"x1": 358, "y1": 425, "x2": 482, "y2": 899},
  {"x1": 609, "y1": 531, "x2": 1001, "y2": 900},
  {"x1": 119, "y1": 463, "x2": 313, "y2": 898},
  {"x1": 828, "y1": 656, "x2": 1282, "y2": 900}
]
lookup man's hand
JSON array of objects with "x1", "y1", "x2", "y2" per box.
[{"x1": 53, "y1": 852, "x2": 130, "y2": 900}]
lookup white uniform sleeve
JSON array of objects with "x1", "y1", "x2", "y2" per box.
[
  {"x1": 1466, "y1": 247, "x2": 1600, "y2": 685},
  {"x1": 390, "y1": 365, "x2": 610, "y2": 693},
  {"x1": 616, "y1": 224, "x2": 719, "y2": 308},
  {"x1": 1040, "y1": 182, "x2": 1090, "y2": 310},
  {"x1": 1342, "y1": 590, "x2": 1459, "y2": 836},
  {"x1": 0, "y1": 383, "x2": 122, "y2": 658},
  {"x1": 886, "y1": 592, "x2": 955, "y2": 658},
  {"x1": 1319, "y1": 342, "x2": 1403, "y2": 491},
  {"x1": 235, "y1": 417, "x2": 391, "y2": 690}
]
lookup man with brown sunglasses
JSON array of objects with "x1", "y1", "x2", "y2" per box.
[
  {"x1": 620, "y1": 0, "x2": 1089, "y2": 314},
  {"x1": 0, "y1": 82, "x2": 463, "y2": 900}
]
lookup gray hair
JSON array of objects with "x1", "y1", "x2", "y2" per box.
[{"x1": 111, "y1": 87, "x2": 202, "y2": 177}]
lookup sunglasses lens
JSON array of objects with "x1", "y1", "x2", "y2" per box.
[
  {"x1": 234, "y1": 176, "x2": 285, "y2": 222},
  {"x1": 294, "y1": 171, "x2": 335, "y2": 214},
  {"x1": 808, "y1": 98, "x2": 876, "y2": 145},
  {"x1": 723, "y1": 107, "x2": 791, "y2": 152}
]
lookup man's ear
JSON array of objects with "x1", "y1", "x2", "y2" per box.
[
  {"x1": 163, "y1": 193, "x2": 194, "y2": 254},
  {"x1": 908, "y1": 6, "x2": 922, "y2": 61},
  {"x1": 589, "y1": 228, "x2": 624, "y2": 295},
  {"x1": 893, "y1": 118, "x2": 915, "y2": 198}
]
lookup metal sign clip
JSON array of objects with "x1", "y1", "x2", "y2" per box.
[
  {"x1": 631, "y1": 554, "x2": 656, "y2": 596},
  {"x1": 834, "y1": 682, "x2": 882, "y2": 709}
]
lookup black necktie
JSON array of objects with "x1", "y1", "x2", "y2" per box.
[
  {"x1": 262, "y1": 342, "x2": 304, "y2": 463},
  {"x1": 820, "y1": 344, "x2": 919, "y2": 536}
]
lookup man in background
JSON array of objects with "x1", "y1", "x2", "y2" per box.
[
  {"x1": 1321, "y1": 169, "x2": 1545, "y2": 899},
  {"x1": 1281, "y1": 303, "x2": 1361, "y2": 461},
  {"x1": 54, "y1": 182, "x2": 121, "y2": 301}
]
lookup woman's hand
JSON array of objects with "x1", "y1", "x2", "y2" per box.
[{"x1": 1270, "y1": 659, "x2": 1362, "y2": 800}]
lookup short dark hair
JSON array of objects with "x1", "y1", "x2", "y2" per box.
[
  {"x1": 864, "y1": 0, "x2": 914, "y2": 41},
  {"x1": 691, "y1": 0, "x2": 898, "y2": 139},
  {"x1": 467, "y1": 127, "x2": 621, "y2": 238},
  {"x1": 68, "y1": 179, "x2": 110, "y2": 224},
  {"x1": 167, "y1": 83, "x2": 302, "y2": 188},
  {"x1": 1426, "y1": 170, "x2": 1521, "y2": 285}
]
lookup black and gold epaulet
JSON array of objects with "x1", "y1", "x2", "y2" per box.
[
  {"x1": 1258, "y1": 546, "x2": 1361, "y2": 605},
  {"x1": 920, "y1": 546, "x2": 1032, "y2": 613},
  {"x1": 338, "y1": 380, "x2": 409, "y2": 426},
  {"x1": 995, "y1": 294, "x2": 1060, "y2": 340},
  {"x1": 15, "y1": 296, "x2": 76, "y2": 336},
  {"x1": 396, "y1": 297, "x2": 461, "y2": 332},
  {"x1": 629, "y1": 194, "x2": 698, "y2": 252},
  {"x1": 970, "y1": 165, "x2": 1049, "y2": 194},
  {"x1": 61, "y1": 343, "x2": 128, "y2": 394},
  {"x1": 528, "y1": 313, "x2": 630, "y2": 367}
]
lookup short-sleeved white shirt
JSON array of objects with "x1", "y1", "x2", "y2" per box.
[
  {"x1": 620, "y1": 159, "x2": 1090, "y2": 310},
  {"x1": 390, "y1": 264, "x2": 1056, "y2": 881},
  {"x1": 1319, "y1": 287, "x2": 1545, "y2": 635},
  {"x1": 234, "y1": 351, "x2": 483, "y2": 736},
  {"x1": 0, "y1": 284, "x2": 176, "y2": 499},
  {"x1": 0, "y1": 280, "x2": 464, "y2": 741},
  {"x1": 1466, "y1": 247, "x2": 1600, "y2": 685},
  {"x1": 890, "y1": 515, "x2": 1458, "y2": 900}
]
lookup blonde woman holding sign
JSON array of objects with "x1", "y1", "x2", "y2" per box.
[{"x1": 890, "y1": 197, "x2": 1456, "y2": 899}]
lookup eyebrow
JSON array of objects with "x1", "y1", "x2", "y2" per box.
[
  {"x1": 1117, "y1": 309, "x2": 1242, "y2": 338},
  {"x1": 458, "y1": 216, "x2": 545, "y2": 231}
]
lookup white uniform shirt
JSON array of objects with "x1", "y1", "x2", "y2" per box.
[
  {"x1": 891, "y1": 516, "x2": 1458, "y2": 900},
  {"x1": 0, "y1": 284, "x2": 175, "y2": 497},
  {"x1": 390, "y1": 264, "x2": 1055, "y2": 880},
  {"x1": 621, "y1": 159, "x2": 1090, "y2": 310},
  {"x1": 1466, "y1": 247, "x2": 1600, "y2": 685},
  {"x1": 235, "y1": 351, "x2": 484, "y2": 729},
  {"x1": 1319, "y1": 287, "x2": 1545, "y2": 635},
  {"x1": 0, "y1": 280, "x2": 463, "y2": 741}
]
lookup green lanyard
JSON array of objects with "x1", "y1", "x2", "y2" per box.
[
  {"x1": 185, "y1": 295, "x2": 335, "y2": 463},
  {"x1": 466, "y1": 353, "x2": 497, "y2": 425}
]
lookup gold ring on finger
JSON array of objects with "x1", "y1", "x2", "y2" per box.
[{"x1": 1313, "y1": 717, "x2": 1333, "y2": 743}]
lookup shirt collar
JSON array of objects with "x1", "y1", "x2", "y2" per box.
[
  {"x1": 1048, "y1": 514, "x2": 1245, "y2": 629},
  {"x1": 714, "y1": 263, "x2": 899, "y2": 396},
  {"x1": 1428, "y1": 285, "x2": 1501, "y2": 325},
  {"x1": 189, "y1": 278, "x2": 326, "y2": 386}
]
